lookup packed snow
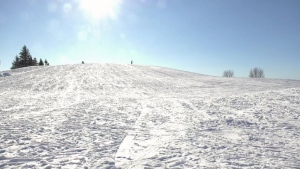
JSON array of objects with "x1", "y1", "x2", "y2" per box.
[{"x1": 0, "y1": 64, "x2": 299, "y2": 168}]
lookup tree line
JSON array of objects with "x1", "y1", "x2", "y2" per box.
[
  {"x1": 11, "y1": 45, "x2": 49, "y2": 69},
  {"x1": 223, "y1": 67, "x2": 265, "y2": 78}
]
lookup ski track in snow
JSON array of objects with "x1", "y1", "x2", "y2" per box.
[{"x1": 0, "y1": 64, "x2": 300, "y2": 168}]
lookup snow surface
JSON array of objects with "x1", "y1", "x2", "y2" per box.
[{"x1": 0, "y1": 64, "x2": 300, "y2": 168}]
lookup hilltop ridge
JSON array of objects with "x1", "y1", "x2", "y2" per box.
[{"x1": 1, "y1": 63, "x2": 299, "y2": 94}]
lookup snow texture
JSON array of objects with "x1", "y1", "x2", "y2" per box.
[{"x1": 0, "y1": 64, "x2": 300, "y2": 168}]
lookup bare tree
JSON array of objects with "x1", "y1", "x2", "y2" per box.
[
  {"x1": 249, "y1": 67, "x2": 265, "y2": 78},
  {"x1": 223, "y1": 70, "x2": 234, "y2": 77}
]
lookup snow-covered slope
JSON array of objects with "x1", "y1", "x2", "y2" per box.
[{"x1": 0, "y1": 64, "x2": 299, "y2": 168}]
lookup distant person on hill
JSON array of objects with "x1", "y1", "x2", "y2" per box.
[
  {"x1": 131, "y1": 61, "x2": 133, "y2": 65},
  {"x1": 82, "y1": 61, "x2": 84, "y2": 64}
]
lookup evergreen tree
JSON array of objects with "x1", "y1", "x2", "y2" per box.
[
  {"x1": 11, "y1": 55, "x2": 20, "y2": 69},
  {"x1": 39, "y1": 58, "x2": 44, "y2": 66},
  {"x1": 33, "y1": 57, "x2": 38, "y2": 66},
  {"x1": 18, "y1": 45, "x2": 32, "y2": 67},
  {"x1": 10, "y1": 45, "x2": 38, "y2": 69},
  {"x1": 44, "y1": 59, "x2": 49, "y2": 66},
  {"x1": 28, "y1": 55, "x2": 33, "y2": 66}
]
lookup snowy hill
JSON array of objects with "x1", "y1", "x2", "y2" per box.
[{"x1": 0, "y1": 64, "x2": 300, "y2": 168}]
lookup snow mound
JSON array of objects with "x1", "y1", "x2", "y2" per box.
[{"x1": 0, "y1": 63, "x2": 300, "y2": 168}]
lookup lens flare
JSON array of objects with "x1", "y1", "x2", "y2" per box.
[{"x1": 79, "y1": 0, "x2": 121, "y2": 22}]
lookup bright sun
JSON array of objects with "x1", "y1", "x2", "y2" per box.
[{"x1": 79, "y1": 0, "x2": 121, "y2": 22}]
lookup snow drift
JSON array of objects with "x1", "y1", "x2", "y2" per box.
[{"x1": 0, "y1": 64, "x2": 299, "y2": 168}]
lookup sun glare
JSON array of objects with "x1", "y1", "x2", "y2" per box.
[{"x1": 79, "y1": 0, "x2": 121, "y2": 22}]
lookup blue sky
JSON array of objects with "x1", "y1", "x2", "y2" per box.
[{"x1": 0, "y1": 0, "x2": 299, "y2": 79}]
